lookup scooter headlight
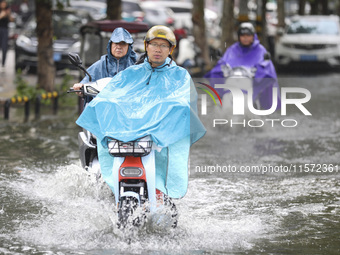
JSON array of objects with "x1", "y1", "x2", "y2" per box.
[
  {"x1": 120, "y1": 167, "x2": 143, "y2": 177},
  {"x1": 85, "y1": 86, "x2": 100, "y2": 95}
]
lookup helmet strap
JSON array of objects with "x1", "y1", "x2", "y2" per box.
[{"x1": 168, "y1": 54, "x2": 173, "y2": 65}]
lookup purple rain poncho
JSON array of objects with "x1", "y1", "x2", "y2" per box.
[{"x1": 205, "y1": 35, "x2": 280, "y2": 110}]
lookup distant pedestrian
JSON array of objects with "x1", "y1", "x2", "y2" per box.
[{"x1": 0, "y1": 0, "x2": 14, "y2": 71}]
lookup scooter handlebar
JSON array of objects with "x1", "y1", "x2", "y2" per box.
[{"x1": 67, "y1": 87, "x2": 84, "y2": 94}]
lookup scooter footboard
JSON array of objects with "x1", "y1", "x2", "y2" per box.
[{"x1": 78, "y1": 131, "x2": 97, "y2": 168}]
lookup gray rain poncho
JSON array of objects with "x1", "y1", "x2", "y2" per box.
[{"x1": 80, "y1": 27, "x2": 137, "y2": 84}]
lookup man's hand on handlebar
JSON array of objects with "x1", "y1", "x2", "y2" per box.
[{"x1": 72, "y1": 83, "x2": 84, "y2": 96}]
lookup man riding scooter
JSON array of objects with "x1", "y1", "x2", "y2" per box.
[
  {"x1": 71, "y1": 27, "x2": 137, "y2": 172},
  {"x1": 205, "y1": 22, "x2": 280, "y2": 110},
  {"x1": 73, "y1": 27, "x2": 137, "y2": 103},
  {"x1": 75, "y1": 25, "x2": 206, "y2": 219}
]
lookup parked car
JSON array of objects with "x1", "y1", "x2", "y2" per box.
[
  {"x1": 122, "y1": 0, "x2": 144, "y2": 22},
  {"x1": 140, "y1": 2, "x2": 174, "y2": 27},
  {"x1": 69, "y1": 1, "x2": 106, "y2": 20},
  {"x1": 275, "y1": 15, "x2": 340, "y2": 68},
  {"x1": 68, "y1": 0, "x2": 144, "y2": 22},
  {"x1": 149, "y1": 1, "x2": 192, "y2": 29},
  {"x1": 145, "y1": 1, "x2": 218, "y2": 34},
  {"x1": 15, "y1": 9, "x2": 91, "y2": 71}
]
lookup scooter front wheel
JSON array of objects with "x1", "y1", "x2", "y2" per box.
[{"x1": 117, "y1": 196, "x2": 142, "y2": 229}]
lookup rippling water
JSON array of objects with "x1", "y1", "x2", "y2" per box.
[{"x1": 1, "y1": 73, "x2": 339, "y2": 254}]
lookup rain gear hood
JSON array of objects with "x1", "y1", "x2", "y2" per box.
[
  {"x1": 204, "y1": 34, "x2": 280, "y2": 109},
  {"x1": 80, "y1": 27, "x2": 137, "y2": 84},
  {"x1": 110, "y1": 27, "x2": 134, "y2": 44},
  {"x1": 76, "y1": 57, "x2": 206, "y2": 198}
]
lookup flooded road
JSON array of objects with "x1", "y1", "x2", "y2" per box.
[{"x1": 1, "y1": 72, "x2": 340, "y2": 254}]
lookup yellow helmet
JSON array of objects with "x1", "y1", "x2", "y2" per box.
[{"x1": 144, "y1": 25, "x2": 176, "y2": 54}]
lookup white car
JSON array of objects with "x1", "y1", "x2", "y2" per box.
[
  {"x1": 141, "y1": 1, "x2": 219, "y2": 33},
  {"x1": 72, "y1": 0, "x2": 145, "y2": 22},
  {"x1": 147, "y1": 1, "x2": 193, "y2": 29},
  {"x1": 275, "y1": 15, "x2": 340, "y2": 68},
  {"x1": 140, "y1": 2, "x2": 175, "y2": 27},
  {"x1": 69, "y1": 1, "x2": 107, "y2": 20}
]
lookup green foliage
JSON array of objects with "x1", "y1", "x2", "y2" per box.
[
  {"x1": 15, "y1": 69, "x2": 46, "y2": 100},
  {"x1": 58, "y1": 70, "x2": 74, "y2": 93},
  {"x1": 14, "y1": 69, "x2": 78, "y2": 107},
  {"x1": 57, "y1": 69, "x2": 78, "y2": 106}
]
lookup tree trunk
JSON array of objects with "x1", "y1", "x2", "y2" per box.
[
  {"x1": 35, "y1": 0, "x2": 55, "y2": 92},
  {"x1": 277, "y1": 0, "x2": 285, "y2": 28},
  {"x1": 298, "y1": 0, "x2": 306, "y2": 15},
  {"x1": 107, "y1": 0, "x2": 121, "y2": 20},
  {"x1": 310, "y1": 0, "x2": 319, "y2": 14},
  {"x1": 220, "y1": 0, "x2": 235, "y2": 52},
  {"x1": 321, "y1": 0, "x2": 328, "y2": 14},
  {"x1": 259, "y1": 0, "x2": 268, "y2": 49},
  {"x1": 238, "y1": 0, "x2": 249, "y2": 23},
  {"x1": 191, "y1": 0, "x2": 210, "y2": 71}
]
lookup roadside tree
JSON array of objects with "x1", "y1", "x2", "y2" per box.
[{"x1": 35, "y1": 0, "x2": 55, "y2": 92}]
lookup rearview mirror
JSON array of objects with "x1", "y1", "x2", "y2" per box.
[
  {"x1": 68, "y1": 52, "x2": 82, "y2": 67},
  {"x1": 68, "y1": 52, "x2": 92, "y2": 82}
]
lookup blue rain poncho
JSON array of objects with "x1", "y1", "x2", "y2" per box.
[
  {"x1": 205, "y1": 34, "x2": 280, "y2": 110},
  {"x1": 80, "y1": 27, "x2": 137, "y2": 84},
  {"x1": 76, "y1": 57, "x2": 206, "y2": 198}
]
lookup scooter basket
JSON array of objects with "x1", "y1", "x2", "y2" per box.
[{"x1": 107, "y1": 137, "x2": 153, "y2": 157}]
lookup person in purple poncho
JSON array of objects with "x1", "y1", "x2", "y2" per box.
[{"x1": 205, "y1": 22, "x2": 280, "y2": 110}]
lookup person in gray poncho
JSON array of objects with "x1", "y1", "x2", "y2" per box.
[{"x1": 73, "y1": 27, "x2": 137, "y2": 102}]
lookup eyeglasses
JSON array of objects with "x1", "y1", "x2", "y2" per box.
[{"x1": 148, "y1": 42, "x2": 170, "y2": 50}]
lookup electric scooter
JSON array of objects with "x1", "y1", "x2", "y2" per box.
[
  {"x1": 67, "y1": 53, "x2": 177, "y2": 229},
  {"x1": 218, "y1": 52, "x2": 279, "y2": 111}
]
